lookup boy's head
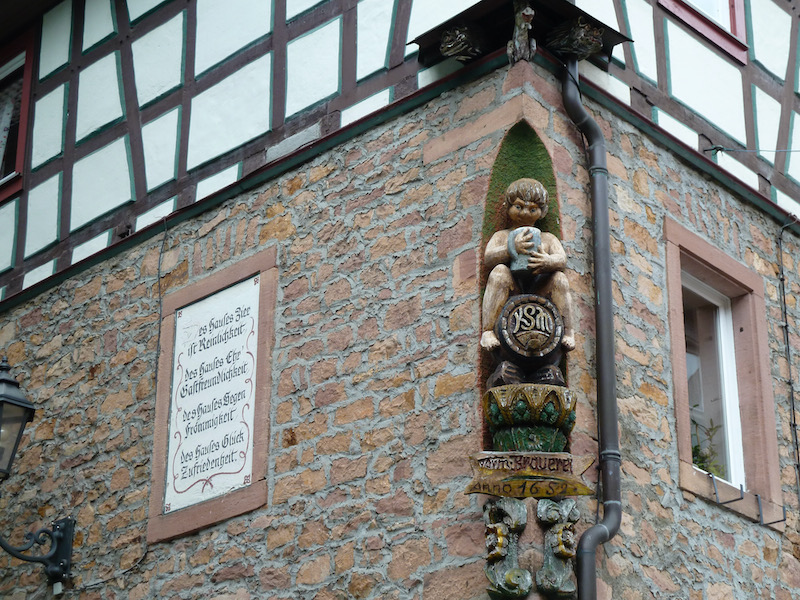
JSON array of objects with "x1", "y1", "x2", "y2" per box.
[{"x1": 503, "y1": 178, "x2": 548, "y2": 226}]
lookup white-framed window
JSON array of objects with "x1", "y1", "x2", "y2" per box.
[
  {"x1": 665, "y1": 218, "x2": 783, "y2": 527},
  {"x1": 681, "y1": 271, "x2": 745, "y2": 488}
]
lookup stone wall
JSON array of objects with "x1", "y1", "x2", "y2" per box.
[{"x1": 1, "y1": 59, "x2": 799, "y2": 600}]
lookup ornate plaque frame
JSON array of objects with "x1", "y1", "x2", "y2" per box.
[{"x1": 147, "y1": 247, "x2": 277, "y2": 543}]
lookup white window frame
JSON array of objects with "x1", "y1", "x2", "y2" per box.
[{"x1": 681, "y1": 271, "x2": 745, "y2": 489}]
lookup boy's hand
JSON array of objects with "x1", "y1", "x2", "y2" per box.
[
  {"x1": 514, "y1": 229, "x2": 536, "y2": 254},
  {"x1": 528, "y1": 250, "x2": 553, "y2": 273}
]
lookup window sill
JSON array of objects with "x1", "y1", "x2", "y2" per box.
[{"x1": 680, "y1": 461, "x2": 784, "y2": 531}]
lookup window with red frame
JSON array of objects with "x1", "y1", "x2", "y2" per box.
[
  {"x1": 0, "y1": 57, "x2": 24, "y2": 182},
  {"x1": 659, "y1": 0, "x2": 747, "y2": 63},
  {"x1": 0, "y1": 34, "x2": 33, "y2": 199},
  {"x1": 684, "y1": 0, "x2": 740, "y2": 33}
]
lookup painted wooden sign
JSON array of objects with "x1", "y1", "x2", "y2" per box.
[
  {"x1": 465, "y1": 452, "x2": 595, "y2": 498},
  {"x1": 164, "y1": 275, "x2": 260, "y2": 513}
]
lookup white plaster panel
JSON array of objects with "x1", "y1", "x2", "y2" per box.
[
  {"x1": 753, "y1": 86, "x2": 781, "y2": 165},
  {"x1": 575, "y1": 0, "x2": 623, "y2": 62},
  {"x1": 417, "y1": 58, "x2": 462, "y2": 88},
  {"x1": 195, "y1": 164, "x2": 240, "y2": 201},
  {"x1": 357, "y1": 0, "x2": 394, "y2": 80},
  {"x1": 135, "y1": 197, "x2": 176, "y2": 231},
  {"x1": 654, "y1": 108, "x2": 698, "y2": 148},
  {"x1": 579, "y1": 61, "x2": 630, "y2": 104},
  {"x1": 286, "y1": 19, "x2": 341, "y2": 117},
  {"x1": 72, "y1": 230, "x2": 111, "y2": 263},
  {"x1": 0, "y1": 199, "x2": 16, "y2": 272},
  {"x1": 24, "y1": 174, "x2": 61, "y2": 257},
  {"x1": 666, "y1": 21, "x2": 746, "y2": 143},
  {"x1": 196, "y1": 0, "x2": 271, "y2": 75},
  {"x1": 76, "y1": 52, "x2": 124, "y2": 141},
  {"x1": 576, "y1": 0, "x2": 617, "y2": 27},
  {"x1": 39, "y1": 1, "x2": 73, "y2": 79},
  {"x1": 341, "y1": 88, "x2": 392, "y2": 126},
  {"x1": 187, "y1": 54, "x2": 271, "y2": 169},
  {"x1": 775, "y1": 189, "x2": 800, "y2": 218},
  {"x1": 749, "y1": 0, "x2": 791, "y2": 80},
  {"x1": 715, "y1": 151, "x2": 759, "y2": 190},
  {"x1": 83, "y1": 0, "x2": 116, "y2": 51},
  {"x1": 71, "y1": 137, "x2": 133, "y2": 231},
  {"x1": 31, "y1": 84, "x2": 67, "y2": 168},
  {"x1": 23, "y1": 260, "x2": 56, "y2": 289},
  {"x1": 625, "y1": 0, "x2": 657, "y2": 81},
  {"x1": 132, "y1": 13, "x2": 184, "y2": 106},
  {"x1": 127, "y1": 0, "x2": 169, "y2": 21},
  {"x1": 287, "y1": 0, "x2": 324, "y2": 20},
  {"x1": 142, "y1": 108, "x2": 180, "y2": 190},
  {"x1": 265, "y1": 123, "x2": 321, "y2": 163},
  {"x1": 406, "y1": 0, "x2": 482, "y2": 55}
]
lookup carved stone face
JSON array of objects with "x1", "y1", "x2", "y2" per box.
[{"x1": 507, "y1": 197, "x2": 544, "y2": 227}]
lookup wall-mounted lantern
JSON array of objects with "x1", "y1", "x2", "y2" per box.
[{"x1": 0, "y1": 357, "x2": 74, "y2": 593}]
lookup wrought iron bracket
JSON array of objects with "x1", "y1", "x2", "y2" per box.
[
  {"x1": 0, "y1": 517, "x2": 74, "y2": 583},
  {"x1": 708, "y1": 473, "x2": 744, "y2": 506},
  {"x1": 708, "y1": 474, "x2": 788, "y2": 527},
  {"x1": 756, "y1": 495, "x2": 788, "y2": 527}
]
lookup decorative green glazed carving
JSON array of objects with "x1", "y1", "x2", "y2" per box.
[
  {"x1": 484, "y1": 497, "x2": 533, "y2": 600},
  {"x1": 483, "y1": 383, "x2": 576, "y2": 452},
  {"x1": 536, "y1": 498, "x2": 580, "y2": 598}
]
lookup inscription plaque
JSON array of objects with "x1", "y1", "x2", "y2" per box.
[
  {"x1": 164, "y1": 275, "x2": 260, "y2": 513},
  {"x1": 465, "y1": 451, "x2": 595, "y2": 498}
]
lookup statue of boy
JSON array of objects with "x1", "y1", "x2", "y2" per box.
[{"x1": 480, "y1": 178, "x2": 575, "y2": 353}]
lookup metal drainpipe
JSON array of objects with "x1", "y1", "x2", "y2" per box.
[
  {"x1": 560, "y1": 58, "x2": 622, "y2": 600},
  {"x1": 777, "y1": 216, "x2": 800, "y2": 505}
]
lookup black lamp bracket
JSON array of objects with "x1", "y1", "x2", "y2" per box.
[{"x1": 0, "y1": 517, "x2": 74, "y2": 583}]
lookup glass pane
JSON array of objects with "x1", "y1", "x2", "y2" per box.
[
  {"x1": 683, "y1": 287, "x2": 730, "y2": 480},
  {"x1": 685, "y1": 0, "x2": 731, "y2": 30},
  {"x1": 0, "y1": 67, "x2": 23, "y2": 179},
  {"x1": 0, "y1": 402, "x2": 27, "y2": 474}
]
